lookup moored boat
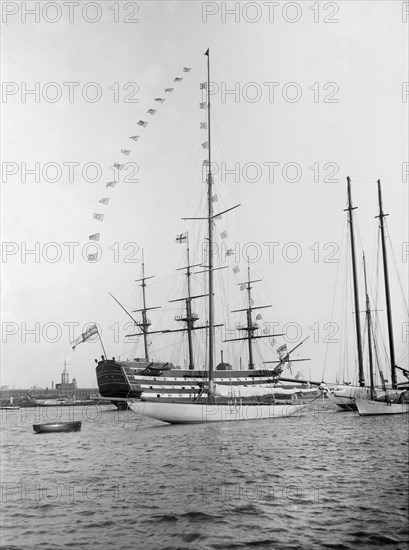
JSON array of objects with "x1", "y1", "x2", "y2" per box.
[
  {"x1": 87, "y1": 50, "x2": 317, "y2": 423},
  {"x1": 324, "y1": 179, "x2": 408, "y2": 411},
  {"x1": 355, "y1": 397, "x2": 409, "y2": 416},
  {"x1": 354, "y1": 181, "x2": 409, "y2": 416},
  {"x1": 124, "y1": 49, "x2": 311, "y2": 423}
]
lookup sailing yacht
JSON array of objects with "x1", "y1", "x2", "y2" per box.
[
  {"x1": 323, "y1": 178, "x2": 409, "y2": 412},
  {"x1": 98, "y1": 50, "x2": 311, "y2": 423},
  {"x1": 354, "y1": 181, "x2": 409, "y2": 416},
  {"x1": 323, "y1": 177, "x2": 373, "y2": 410}
]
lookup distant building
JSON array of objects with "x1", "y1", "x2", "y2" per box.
[{"x1": 55, "y1": 365, "x2": 77, "y2": 392}]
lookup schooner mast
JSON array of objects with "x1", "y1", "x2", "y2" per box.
[
  {"x1": 201, "y1": 49, "x2": 240, "y2": 389},
  {"x1": 205, "y1": 48, "x2": 215, "y2": 391},
  {"x1": 376, "y1": 179, "x2": 397, "y2": 389},
  {"x1": 345, "y1": 177, "x2": 365, "y2": 387}
]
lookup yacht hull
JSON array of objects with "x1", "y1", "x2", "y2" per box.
[
  {"x1": 355, "y1": 399, "x2": 409, "y2": 416},
  {"x1": 128, "y1": 399, "x2": 306, "y2": 424}
]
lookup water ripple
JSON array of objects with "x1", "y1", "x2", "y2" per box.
[{"x1": 1, "y1": 405, "x2": 408, "y2": 549}]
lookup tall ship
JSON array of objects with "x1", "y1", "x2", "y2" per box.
[{"x1": 95, "y1": 259, "x2": 315, "y2": 405}]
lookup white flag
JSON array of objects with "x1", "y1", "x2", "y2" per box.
[
  {"x1": 176, "y1": 232, "x2": 188, "y2": 243},
  {"x1": 277, "y1": 344, "x2": 287, "y2": 360},
  {"x1": 71, "y1": 324, "x2": 98, "y2": 351}
]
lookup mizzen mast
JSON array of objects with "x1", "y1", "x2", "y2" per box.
[{"x1": 225, "y1": 263, "x2": 275, "y2": 369}]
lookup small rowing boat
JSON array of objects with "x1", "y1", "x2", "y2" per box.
[{"x1": 33, "y1": 421, "x2": 82, "y2": 434}]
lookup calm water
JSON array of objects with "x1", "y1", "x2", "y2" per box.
[{"x1": 1, "y1": 402, "x2": 408, "y2": 550}]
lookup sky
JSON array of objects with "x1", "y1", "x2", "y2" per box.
[{"x1": 1, "y1": 0, "x2": 408, "y2": 389}]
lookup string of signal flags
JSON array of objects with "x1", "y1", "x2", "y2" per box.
[{"x1": 86, "y1": 66, "x2": 193, "y2": 260}]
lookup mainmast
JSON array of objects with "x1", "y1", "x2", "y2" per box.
[
  {"x1": 363, "y1": 253, "x2": 375, "y2": 400},
  {"x1": 345, "y1": 177, "x2": 365, "y2": 387},
  {"x1": 376, "y1": 179, "x2": 397, "y2": 389},
  {"x1": 171, "y1": 236, "x2": 203, "y2": 369}
]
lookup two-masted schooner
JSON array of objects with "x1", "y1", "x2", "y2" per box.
[{"x1": 323, "y1": 178, "x2": 409, "y2": 414}]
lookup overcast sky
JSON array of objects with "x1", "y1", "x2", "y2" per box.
[{"x1": 1, "y1": 1, "x2": 408, "y2": 389}]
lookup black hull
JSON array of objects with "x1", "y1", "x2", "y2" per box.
[{"x1": 96, "y1": 360, "x2": 142, "y2": 398}]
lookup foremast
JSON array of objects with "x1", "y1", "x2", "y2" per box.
[
  {"x1": 129, "y1": 254, "x2": 161, "y2": 360},
  {"x1": 376, "y1": 179, "x2": 397, "y2": 389},
  {"x1": 345, "y1": 177, "x2": 365, "y2": 387}
]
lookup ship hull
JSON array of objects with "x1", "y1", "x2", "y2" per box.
[
  {"x1": 128, "y1": 399, "x2": 306, "y2": 424},
  {"x1": 325, "y1": 386, "x2": 407, "y2": 411},
  {"x1": 95, "y1": 359, "x2": 314, "y2": 402},
  {"x1": 355, "y1": 399, "x2": 409, "y2": 416}
]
